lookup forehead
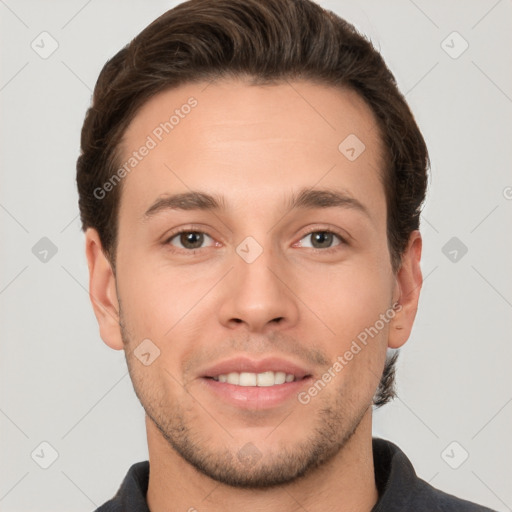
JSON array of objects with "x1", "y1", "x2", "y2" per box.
[{"x1": 118, "y1": 78, "x2": 386, "y2": 221}]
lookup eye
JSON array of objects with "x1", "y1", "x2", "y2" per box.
[
  {"x1": 164, "y1": 228, "x2": 346, "y2": 253},
  {"x1": 297, "y1": 230, "x2": 345, "y2": 250},
  {"x1": 166, "y1": 230, "x2": 216, "y2": 250}
]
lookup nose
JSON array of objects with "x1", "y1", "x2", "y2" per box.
[{"x1": 217, "y1": 242, "x2": 300, "y2": 333}]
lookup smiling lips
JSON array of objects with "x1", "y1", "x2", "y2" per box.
[
  {"x1": 200, "y1": 356, "x2": 313, "y2": 408},
  {"x1": 202, "y1": 356, "x2": 311, "y2": 382}
]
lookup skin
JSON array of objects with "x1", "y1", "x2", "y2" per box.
[{"x1": 85, "y1": 78, "x2": 422, "y2": 512}]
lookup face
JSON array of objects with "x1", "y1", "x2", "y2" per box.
[{"x1": 86, "y1": 78, "x2": 421, "y2": 488}]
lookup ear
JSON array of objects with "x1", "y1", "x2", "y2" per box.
[
  {"x1": 85, "y1": 228, "x2": 123, "y2": 350},
  {"x1": 388, "y1": 230, "x2": 422, "y2": 349}
]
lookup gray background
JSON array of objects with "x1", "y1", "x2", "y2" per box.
[{"x1": 1, "y1": 0, "x2": 511, "y2": 510}]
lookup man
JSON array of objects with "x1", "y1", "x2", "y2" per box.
[{"x1": 77, "y1": 0, "x2": 496, "y2": 510}]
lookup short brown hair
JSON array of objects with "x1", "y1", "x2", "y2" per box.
[{"x1": 76, "y1": 0, "x2": 429, "y2": 406}]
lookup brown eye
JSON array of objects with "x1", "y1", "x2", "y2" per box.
[{"x1": 167, "y1": 231, "x2": 213, "y2": 250}]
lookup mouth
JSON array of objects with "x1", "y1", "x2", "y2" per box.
[
  {"x1": 199, "y1": 357, "x2": 313, "y2": 409},
  {"x1": 207, "y1": 371, "x2": 305, "y2": 386}
]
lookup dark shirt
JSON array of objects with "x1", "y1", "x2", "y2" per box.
[{"x1": 94, "y1": 437, "x2": 496, "y2": 511}]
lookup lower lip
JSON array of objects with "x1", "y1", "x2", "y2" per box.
[{"x1": 201, "y1": 377, "x2": 312, "y2": 410}]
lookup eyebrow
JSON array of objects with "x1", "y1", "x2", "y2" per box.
[{"x1": 143, "y1": 187, "x2": 370, "y2": 219}]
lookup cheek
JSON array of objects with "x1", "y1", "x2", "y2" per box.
[
  {"x1": 300, "y1": 258, "x2": 393, "y2": 340},
  {"x1": 117, "y1": 257, "x2": 219, "y2": 349},
  {"x1": 302, "y1": 257, "x2": 393, "y2": 397}
]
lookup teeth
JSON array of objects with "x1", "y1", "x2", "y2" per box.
[
  {"x1": 239, "y1": 372, "x2": 257, "y2": 386},
  {"x1": 257, "y1": 371, "x2": 275, "y2": 387},
  {"x1": 274, "y1": 371, "x2": 286, "y2": 385},
  {"x1": 212, "y1": 371, "x2": 296, "y2": 386},
  {"x1": 227, "y1": 372, "x2": 239, "y2": 385}
]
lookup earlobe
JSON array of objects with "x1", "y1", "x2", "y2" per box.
[
  {"x1": 85, "y1": 228, "x2": 124, "y2": 350},
  {"x1": 388, "y1": 231, "x2": 423, "y2": 349}
]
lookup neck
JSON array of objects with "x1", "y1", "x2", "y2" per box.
[{"x1": 146, "y1": 409, "x2": 378, "y2": 512}]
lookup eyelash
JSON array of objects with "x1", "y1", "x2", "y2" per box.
[
  {"x1": 163, "y1": 227, "x2": 348, "y2": 255},
  {"x1": 298, "y1": 227, "x2": 348, "y2": 253}
]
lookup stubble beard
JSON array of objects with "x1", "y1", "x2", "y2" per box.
[{"x1": 120, "y1": 310, "x2": 370, "y2": 489}]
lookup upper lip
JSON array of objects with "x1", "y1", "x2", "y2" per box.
[{"x1": 200, "y1": 356, "x2": 312, "y2": 380}]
